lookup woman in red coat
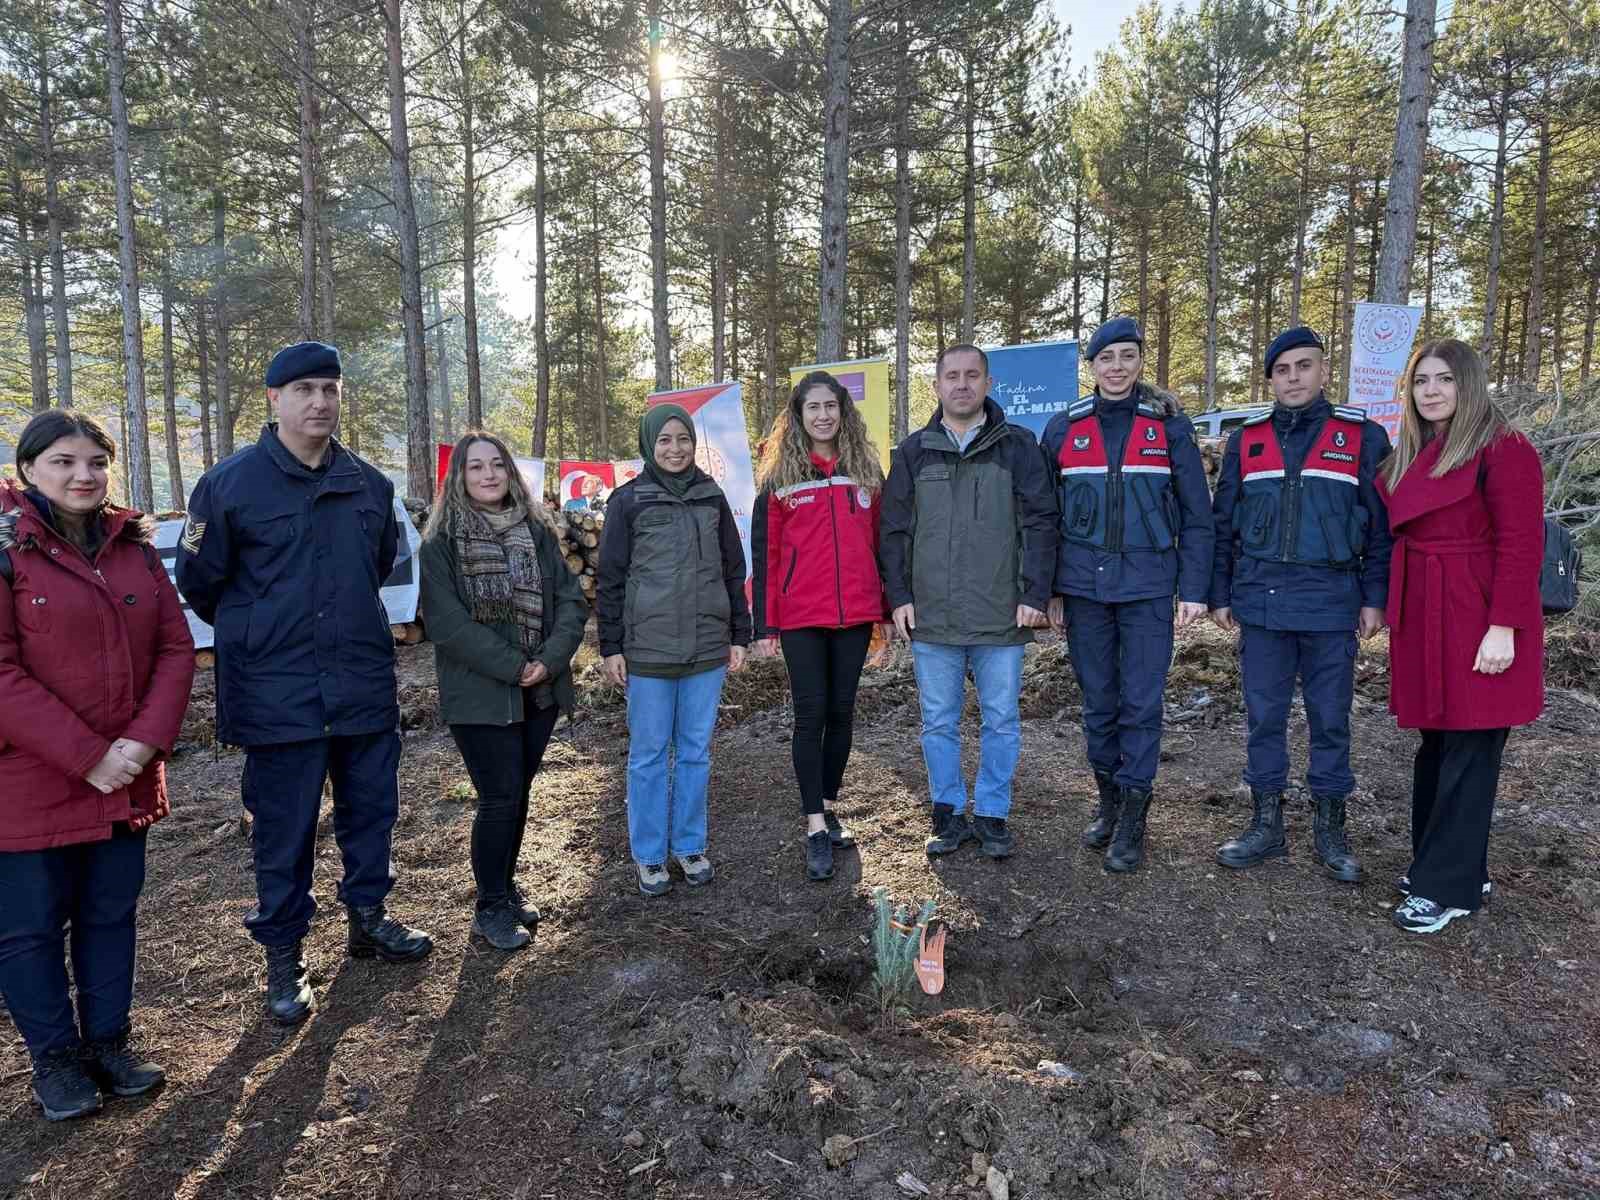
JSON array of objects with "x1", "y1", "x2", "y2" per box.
[
  {"x1": 751, "y1": 371, "x2": 888, "y2": 883},
  {"x1": 0, "y1": 411, "x2": 195, "y2": 1120},
  {"x1": 1378, "y1": 339, "x2": 1544, "y2": 934}
]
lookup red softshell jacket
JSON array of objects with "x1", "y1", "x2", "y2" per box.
[
  {"x1": 751, "y1": 457, "x2": 885, "y2": 635},
  {"x1": 0, "y1": 483, "x2": 196, "y2": 851}
]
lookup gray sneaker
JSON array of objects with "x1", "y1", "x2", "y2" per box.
[
  {"x1": 637, "y1": 863, "x2": 672, "y2": 897},
  {"x1": 674, "y1": 853, "x2": 714, "y2": 886},
  {"x1": 471, "y1": 902, "x2": 532, "y2": 951}
]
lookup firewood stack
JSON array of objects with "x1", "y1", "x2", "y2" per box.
[
  {"x1": 1197, "y1": 437, "x2": 1226, "y2": 484},
  {"x1": 554, "y1": 509, "x2": 603, "y2": 603}
]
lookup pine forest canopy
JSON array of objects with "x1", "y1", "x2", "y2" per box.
[{"x1": 3, "y1": 0, "x2": 1600, "y2": 509}]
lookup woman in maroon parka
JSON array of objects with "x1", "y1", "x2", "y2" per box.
[
  {"x1": 1378, "y1": 339, "x2": 1544, "y2": 935},
  {"x1": 0, "y1": 411, "x2": 195, "y2": 1120}
]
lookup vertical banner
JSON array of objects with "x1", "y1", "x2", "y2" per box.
[
  {"x1": 1348, "y1": 303, "x2": 1422, "y2": 437},
  {"x1": 648, "y1": 382, "x2": 756, "y2": 578},
  {"x1": 789, "y1": 359, "x2": 893, "y2": 469},
  {"x1": 985, "y1": 340, "x2": 1080, "y2": 441}
]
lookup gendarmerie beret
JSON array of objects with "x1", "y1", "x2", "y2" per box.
[
  {"x1": 1263, "y1": 326, "x2": 1324, "y2": 376},
  {"x1": 1086, "y1": 316, "x2": 1143, "y2": 362},
  {"x1": 265, "y1": 341, "x2": 342, "y2": 388}
]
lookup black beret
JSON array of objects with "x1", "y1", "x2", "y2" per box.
[
  {"x1": 1086, "y1": 316, "x2": 1143, "y2": 362},
  {"x1": 266, "y1": 341, "x2": 342, "y2": 388},
  {"x1": 1263, "y1": 326, "x2": 1324, "y2": 376}
]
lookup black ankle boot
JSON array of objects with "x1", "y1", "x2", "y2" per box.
[
  {"x1": 347, "y1": 904, "x2": 434, "y2": 963},
  {"x1": 1313, "y1": 793, "x2": 1363, "y2": 882},
  {"x1": 1216, "y1": 790, "x2": 1288, "y2": 869},
  {"x1": 83, "y1": 1029, "x2": 165, "y2": 1097},
  {"x1": 1105, "y1": 787, "x2": 1151, "y2": 873},
  {"x1": 265, "y1": 942, "x2": 314, "y2": 1026},
  {"x1": 31, "y1": 1048, "x2": 101, "y2": 1121},
  {"x1": 1082, "y1": 770, "x2": 1121, "y2": 849}
]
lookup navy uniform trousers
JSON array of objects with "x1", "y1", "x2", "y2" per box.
[
  {"x1": 242, "y1": 730, "x2": 400, "y2": 947},
  {"x1": 0, "y1": 827, "x2": 146, "y2": 1060},
  {"x1": 1064, "y1": 595, "x2": 1174, "y2": 791},
  {"x1": 1239, "y1": 625, "x2": 1357, "y2": 797}
]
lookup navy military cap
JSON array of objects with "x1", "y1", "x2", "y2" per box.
[
  {"x1": 265, "y1": 341, "x2": 342, "y2": 388},
  {"x1": 1263, "y1": 326, "x2": 1324, "y2": 376},
  {"x1": 1086, "y1": 316, "x2": 1143, "y2": 362}
]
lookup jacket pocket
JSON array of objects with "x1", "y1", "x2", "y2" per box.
[
  {"x1": 13, "y1": 589, "x2": 51, "y2": 634},
  {"x1": 1066, "y1": 484, "x2": 1098, "y2": 541},
  {"x1": 1241, "y1": 493, "x2": 1277, "y2": 554}
]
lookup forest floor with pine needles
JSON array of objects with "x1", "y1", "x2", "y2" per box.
[{"x1": 3, "y1": 626, "x2": 1599, "y2": 1200}]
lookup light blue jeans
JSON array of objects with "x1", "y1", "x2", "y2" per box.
[
  {"x1": 910, "y1": 642, "x2": 1025, "y2": 819},
  {"x1": 626, "y1": 666, "x2": 727, "y2": 866}
]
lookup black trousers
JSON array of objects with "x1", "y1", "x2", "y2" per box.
[
  {"x1": 450, "y1": 698, "x2": 561, "y2": 910},
  {"x1": 1409, "y1": 727, "x2": 1509, "y2": 912},
  {"x1": 780, "y1": 624, "x2": 874, "y2": 816}
]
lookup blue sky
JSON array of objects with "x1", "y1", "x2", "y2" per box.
[{"x1": 1054, "y1": 0, "x2": 1155, "y2": 75}]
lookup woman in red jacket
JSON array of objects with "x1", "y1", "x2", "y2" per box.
[
  {"x1": 1379, "y1": 339, "x2": 1544, "y2": 934},
  {"x1": 0, "y1": 411, "x2": 195, "y2": 1120},
  {"x1": 752, "y1": 371, "x2": 887, "y2": 882}
]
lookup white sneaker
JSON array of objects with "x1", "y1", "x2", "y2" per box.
[
  {"x1": 674, "y1": 853, "x2": 714, "y2": 886},
  {"x1": 637, "y1": 863, "x2": 671, "y2": 897},
  {"x1": 1392, "y1": 894, "x2": 1471, "y2": 934}
]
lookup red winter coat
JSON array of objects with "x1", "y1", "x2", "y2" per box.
[
  {"x1": 0, "y1": 484, "x2": 196, "y2": 851},
  {"x1": 1379, "y1": 431, "x2": 1544, "y2": 730},
  {"x1": 751, "y1": 455, "x2": 886, "y2": 635}
]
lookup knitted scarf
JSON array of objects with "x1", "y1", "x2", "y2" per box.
[{"x1": 453, "y1": 501, "x2": 545, "y2": 655}]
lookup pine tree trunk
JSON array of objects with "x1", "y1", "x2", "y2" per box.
[
  {"x1": 384, "y1": 0, "x2": 432, "y2": 500},
  {"x1": 38, "y1": 49, "x2": 71, "y2": 407},
  {"x1": 1480, "y1": 77, "x2": 1512, "y2": 354},
  {"x1": 459, "y1": 14, "x2": 484, "y2": 427},
  {"x1": 1520, "y1": 114, "x2": 1551, "y2": 386},
  {"x1": 1247, "y1": 268, "x2": 1262, "y2": 408},
  {"x1": 1366, "y1": 173, "x2": 1382, "y2": 300},
  {"x1": 1203, "y1": 131, "x2": 1222, "y2": 409},
  {"x1": 1155, "y1": 279, "x2": 1172, "y2": 391},
  {"x1": 815, "y1": 0, "x2": 850, "y2": 362},
  {"x1": 195, "y1": 303, "x2": 215, "y2": 471},
  {"x1": 893, "y1": 8, "x2": 911, "y2": 441},
  {"x1": 347, "y1": 380, "x2": 361, "y2": 453},
  {"x1": 647, "y1": 0, "x2": 673, "y2": 388},
  {"x1": 106, "y1": 0, "x2": 153, "y2": 510},
  {"x1": 532, "y1": 63, "x2": 550, "y2": 455},
  {"x1": 764, "y1": 112, "x2": 779, "y2": 420},
  {"x1": 11, "y1": 172, "x2": 49, "y2": 411},
  {"x1": 1070, "y1": 185, "x2": 1084, "y2": 341},
  {"x1": 1423, "y1": 221, "x2": 1436, "y2": 340},
  {"x1": 212, "y1": 188, "x2": 234, "y2": 458},
  {"x1": 317, "y1": 194, "x2": 335, "y2": 341},
  {"x1": 160, "y1": 187, "x2": 184, "y2": 508},
  {"x1": 1581, "y1": 236, "x2": 1598, "y2": 383},
  {"x1": 592, "y1": 171, "x2": 610, "y2": 455},
  {"x1": 431, "y1": 280, "x2": 453, "y2": 442},
  {"x1": 296, "y1": 7, "x2": 318, "y2": 339},
  {"x1": 1373, "y1": 0, "x2": 1435, "y2": 305},
  {"x1": 1337, "y1": 163, "x2": 1358, "y2": 401},
  {"x1": 1099, "y1": 226, "x2": 1113, "y2": 325},
  {"x1": 1290, "y1": 118, "x2": 1311, "y2": 324},
  {"x1": 960, "y1": 52, "x2": 977, "y2": 343},
  {"x1": 711, "y1": 81, "x2": 727, "y2": 382}
]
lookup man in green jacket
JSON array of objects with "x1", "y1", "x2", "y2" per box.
[{"x1": 879, "y1": 344, "x2": 1059, "y2": 860}]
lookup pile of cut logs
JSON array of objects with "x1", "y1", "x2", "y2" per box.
[{"x1": 554, "y1": 509, "x2": 603, "y2": 602}]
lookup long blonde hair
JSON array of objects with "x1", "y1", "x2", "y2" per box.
[
  {"x1": 757, "y1": 371, "x2": 885, "y2": 493},
  {"x1": 424, "y1": 431, "x2": 560, "y2": 541},
  {"x1": 1381, "y1": 339, "x2": 1512, "y2": 490}
]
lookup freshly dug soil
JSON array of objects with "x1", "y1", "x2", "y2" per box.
[{"x1": 3, "y1": 625, "x2": 1598, "y2": 1199}]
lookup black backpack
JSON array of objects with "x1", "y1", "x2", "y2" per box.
[{"x1": 1541, "y1": 518, "x2": 1582, "y2": 616}]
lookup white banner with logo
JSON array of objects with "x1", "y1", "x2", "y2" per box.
[{"x1": 1348, "y1": 303, "x2": 1422, "y2": 438}]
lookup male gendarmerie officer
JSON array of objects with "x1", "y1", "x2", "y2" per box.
[
  {"x1": 1208, "y1": 326, "x2": 1393, "y2": 881},
  {"x1": 177, "y1": 341, "x2": 432, "y2": 1026},
  {"x1": 1040, "y1": 317, "x2": 1213, "y2": 873}
]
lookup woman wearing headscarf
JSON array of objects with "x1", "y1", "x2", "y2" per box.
[
  {"x1": 0, "y1": 410, "x2": 195, "y2": 1121},
  {"x1": 420, "y1": 432, "x2": 588, "y2": 950},
  {"x1": 596, "y1": 405, "x2": 751, "y2": 896},
  {"x1": 1379, "y1": 339, "x2": 1545, "y2": 934}
]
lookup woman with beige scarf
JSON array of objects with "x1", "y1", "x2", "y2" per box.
[{"x1": 421, "y1": 433, "x2": 588, "y2": 950}]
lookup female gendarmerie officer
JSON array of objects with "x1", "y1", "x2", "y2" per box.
[
  {"x1": 1208, "y1": 326, "x2": 1393, "y2": 883},
  {"x1": 1040, "y1": 317, "x2": 1214, "y2": 873}
]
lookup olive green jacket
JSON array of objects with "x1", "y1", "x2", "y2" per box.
[{"x1": 419, "y1": 520, "x2": 588, "y2": 724}]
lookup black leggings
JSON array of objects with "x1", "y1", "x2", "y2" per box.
[
  {"x1": 1409, "y1": 727, "x2": 1508, "y2": 912},
  {"x1": 780, "y1": 625, "x2": 874, "y2": 815},
  {"x1": 449, "y1": 698, "x2": 561, "y2": 910}
]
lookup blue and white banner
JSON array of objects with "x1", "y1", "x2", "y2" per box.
[{"x1": 986, "y1": 340, "x2": 1080, "y2": 440}]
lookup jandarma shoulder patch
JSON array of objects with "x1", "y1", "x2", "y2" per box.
[{"x1": 180, "y1": 515, "x2": 207, "y2": 554}]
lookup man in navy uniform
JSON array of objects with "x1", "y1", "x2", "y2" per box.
[
  {"x1": 1040, "y1": 318, "x2": 1213, "y2": 873},
  {"x1": 1208, "y1": 326, "x2": 1392, "y2": 881},
  {"x1": 177, "y1": 342, "x2": 432, "y2": 1026}
]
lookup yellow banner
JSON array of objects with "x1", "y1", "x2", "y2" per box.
[{"x1": 788, "y1": 358, "x2": 893, "y2": 470}]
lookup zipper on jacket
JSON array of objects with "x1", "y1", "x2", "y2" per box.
[{"x1": 829, "y1": 477, "x2": 845, "y2": 625}]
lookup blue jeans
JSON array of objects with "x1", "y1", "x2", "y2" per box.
[
  {"x1": 910, "y1": 642, "x2": 1024, "y2": 819},
  {"x1": 0, "y1": 828, "x2": 147, "y2": 1061},
  {"x1": 626, "y1": 667, "x2": 727, "y2": 865}
]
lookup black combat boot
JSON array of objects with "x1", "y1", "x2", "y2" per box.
[
  {"x1": 1082, "y1": 770, "x2": 1121, "y2": 850},
  {"x1": 265, "y1": 942, "x2": 314, "y2": 1026},
  {"x1": 82, "y1": 1029, "x2": 165, "y2": 1097},
  {"x1": 30, "y1": 1048, "x2": 102, "y2": 1121},
  {"x1": 1216, "y1": 790, "x2": 1288, "y2": 869},
  {"x1": 1312, "y1": 793, "x2": 1363, "y2": 882},
  {"x1": 1105, "y1": 787, "x2": 1151, "y2": 873},
  {"x1": 347, "y1": 904, "x2": 434, "y2": 963}
]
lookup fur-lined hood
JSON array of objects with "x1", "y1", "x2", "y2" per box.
[{"x1": 0, "y1": 478, "x2": 154, "y2": 551}]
